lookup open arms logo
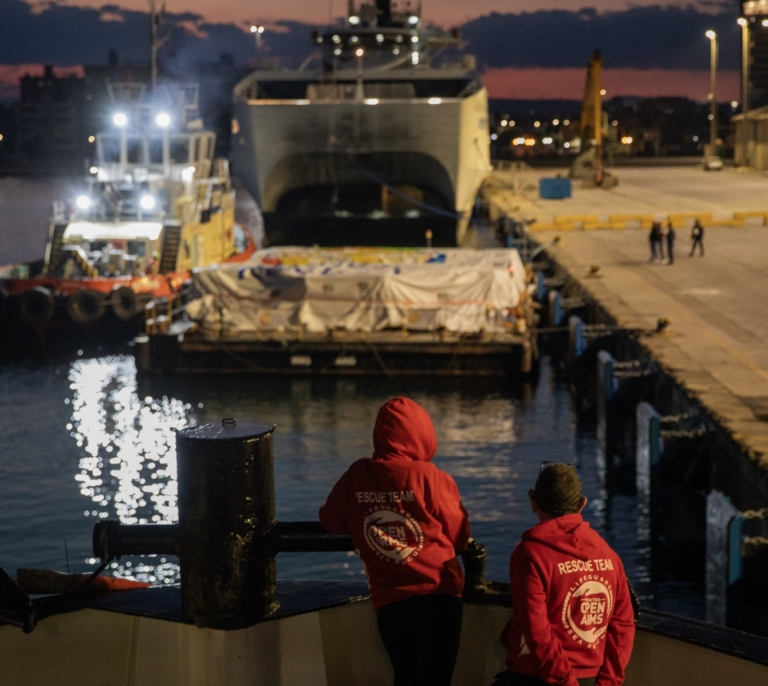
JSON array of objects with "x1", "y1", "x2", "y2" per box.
[
  {"x1": 363, "y1": 508, "x2": 424, "y2": 564},
  {"x1": 561, "y1": 576, "x2": 614, "y2": 647}
]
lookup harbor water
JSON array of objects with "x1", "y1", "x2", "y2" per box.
[{"x1": 0, "y1": 352, "x2": 702, "y2": 619}]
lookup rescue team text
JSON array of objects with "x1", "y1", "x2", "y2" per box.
[
  {"x1": 356, "y1": 491, "x2": 416, "y2": 504},
  {"x1": 557, "y1": 558, "x2": 614, "y2": 574}
]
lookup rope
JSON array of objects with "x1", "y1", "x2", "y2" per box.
[{"x1": 742, "y1": 507, "x2": 768, "y2": 520}]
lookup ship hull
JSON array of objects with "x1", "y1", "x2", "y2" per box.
[{"x1": 232, "y1": 69, "x2": 491, "y2": 247}]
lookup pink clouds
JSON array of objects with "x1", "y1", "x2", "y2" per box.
[{"x1": 481, "y1": 67, "x2": 740, "y2": 103}]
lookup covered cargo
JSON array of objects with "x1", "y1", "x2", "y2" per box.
[{"x1": 187, "y1": 247, "x2": 528, "y2": 336}]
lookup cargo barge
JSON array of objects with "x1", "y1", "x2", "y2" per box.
[{"x1": 135, "y1": 246, "x2": 537, "y2": 376}]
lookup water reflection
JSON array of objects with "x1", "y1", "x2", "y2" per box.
[{"x1": 69, "y1": 355, "x2": 188, "y2": 583}]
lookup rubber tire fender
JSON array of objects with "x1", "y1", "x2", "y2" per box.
[
  {"x1": 67, "y1": 288, "x2": 106, "y2": 325},
  {"x1": 16, "y1": 286, "x2": 55, "y2": 326},
  {"x1": 110, "y1": 285, "x2": 140, "y2": 321}
]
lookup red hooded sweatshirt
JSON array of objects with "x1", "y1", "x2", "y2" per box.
[
  {"x1": 503, "y1": 514, "x2": 635, "y2": 686},
  {"x1": 319, "y1": 397, "x2": 471, "y2": 610}
]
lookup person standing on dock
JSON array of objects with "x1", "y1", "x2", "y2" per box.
[
  {"x1": 648, "y1": 222, "x2": 660, "y2": 262},
  {"x1": 666, "y1": 222, "x2": 676, "y2": 265},
  {"x1": 690, "y1": 219, "x2": 705, "y2": 257},
  {"x1": 319, "y1": 396, "x2": 471, "y2": 686},
  {"x1": 492, "y1": 462, "x2": 635, "y2": 686}
]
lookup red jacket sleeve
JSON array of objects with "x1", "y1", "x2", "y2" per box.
[
  {"x1": 319, "y1": 469, "x2": 351, "y2": 535},
  {"x1": 596, "y1": 572, "x2": 636, "y2": 686},
  {"x1": 433, "y1": 472, "x2": 471, "y2": 553},
  {"x1": 510, "y1": 550, "x2": 579, "y2": 686}
]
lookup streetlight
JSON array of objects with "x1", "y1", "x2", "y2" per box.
[
  {"x1": 355, "y1": 47, "x2": 364, "y2": 101},
  {"x1": 738, "y1": 18, "x2": 749, "y2": 112},
  {"x1": 706, "y1": 30, "x2": 718, "y2": 154},
  {"x1": 250, "y1": 24, "x2": 264, "y2": 66}
]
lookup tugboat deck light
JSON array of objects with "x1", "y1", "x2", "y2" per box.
[
  {"x1": 140, "y1": 195, "x2": 156, "y2": 211},
  {"x1": 113, "y1": 112, "x2": 128, "y2": 127},
  {"x1": 76, "y1": 195, "x2": 91, "y2": 209},
  {"x1": 156, "y1": 112, "x2": 171, "y2": 127}
]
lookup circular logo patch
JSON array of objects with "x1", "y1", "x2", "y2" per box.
[
  {"x1": 562, "y1": 577, "x2": 614, "y2": 646},
  {"x1": 363, "y1": 508, "x2": 424, "y2": 564}
]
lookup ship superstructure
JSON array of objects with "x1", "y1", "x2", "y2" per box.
[{"x1": 232, "y1": 0, "x2": 491, "y2": 247}]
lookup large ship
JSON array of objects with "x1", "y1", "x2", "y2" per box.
[{"x1": 231, "y1": 0, "x2": 491, "y2": 248}]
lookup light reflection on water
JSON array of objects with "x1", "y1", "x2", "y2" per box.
[{"x1": 0, "y1": 354, "x2": 702, "y2": 617}]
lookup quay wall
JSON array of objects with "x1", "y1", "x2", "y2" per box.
[{"x1": 546, "y1": 248, "x2": 768, "y2": 511}]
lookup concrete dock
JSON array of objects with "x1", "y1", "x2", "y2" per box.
[{"x1": 499, "y1": 165, "x2": 768, "y2": 472}]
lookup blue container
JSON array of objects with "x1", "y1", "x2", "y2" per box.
[{"x1": 539, "y1": 178, "x2": 572, "y2": 199}]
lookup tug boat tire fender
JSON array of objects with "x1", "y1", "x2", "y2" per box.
[
  {"x1": 110, "y1": 286, "x2": 140, "y2": 321},
  {"x1": 16, "y1": 287, "x2": 55, "y2": 326},
  {"x1": 67, "y1": 288, "x2": 106, "y2": 325}
]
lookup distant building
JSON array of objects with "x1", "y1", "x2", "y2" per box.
[
  {"x1": 17, "y1": 65, "x2": 86, "y2": 160},
  {"x1": 733, "y1": 105, "x2": 768, "y2": 170}
]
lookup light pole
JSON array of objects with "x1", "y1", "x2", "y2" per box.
[
  {"x1": 706, "y1": 30, "x2": 718, "y2": 154},
  {"x1": 250, "y1": 25, "x2": 264, "y2": 68},
  {"x1": 738, "y1": 18, "x2": 749, "y2": 113},
  {"x1": 355, "y1": 47, "x2": 365, "y2": 101}
]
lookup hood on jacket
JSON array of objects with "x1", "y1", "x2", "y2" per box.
[
  {"x1": 522, "y1": 514, "x2": 601, "y2": 561},
  {"x1": 372, "y1": 397, "x2": 437, "y2": 462}
]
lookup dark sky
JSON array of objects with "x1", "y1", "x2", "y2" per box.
[{"x1": 0, "y1": 1, "x2": 744, "y2": 101}]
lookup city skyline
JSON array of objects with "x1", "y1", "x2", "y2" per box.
[{"x1": 0, "y1": 1, "x2": 743, "y2": 102}]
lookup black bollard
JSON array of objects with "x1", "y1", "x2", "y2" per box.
[{"x1": 176, "y1": 419, "x2": 278, "y2": 629}]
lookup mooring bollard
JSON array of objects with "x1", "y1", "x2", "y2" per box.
[
  {"x1": 636, "y1": 402, "x2": 662, "y2": 544},
  {"x1": 176, "y1": 420, "x2": 278, "y2": 629},
  {"x1": 705, "y1": 490, "x2": 744, "y2": 627}
]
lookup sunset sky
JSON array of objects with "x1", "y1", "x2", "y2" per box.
[{"x1": 0, "y1": 0, "x2": 743, "y2": 102}]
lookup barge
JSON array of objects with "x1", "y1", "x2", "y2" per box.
[{"x1": 135, "y1": 246, "x2": 537, "y2": 376}]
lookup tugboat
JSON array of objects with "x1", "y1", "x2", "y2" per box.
[
  {"x1": 0, "y1": 83, "x2": 252, "y2": 340},
  {"x1": 231, "y1": 0, "x2": 492, "y2": 248}
]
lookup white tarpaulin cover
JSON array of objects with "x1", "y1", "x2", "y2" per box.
[{"x1": 187, "y1": 247, "x2": 527, "y2": 335}]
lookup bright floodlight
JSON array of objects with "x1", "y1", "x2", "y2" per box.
[
  {"x1": 408, "y1": 16, "x2": 419, "y2": 25},
  {"x1": 156, "y1": 112, "x2": 171, "y2": 127},
  {"x1": 738, "y1": 17, "x2": 748, "y2": 27},
  {"x1": 355, "y1": 48, "x2": 364, "y2": 57},
  {"x1": 76, "y1": 195, "x2": 91, "y2": 209},
  {"x1": 89, "y1": 166, "x2": 98, "y2": 174},
  {"x1": 348, "y1": 15, "x2": 360, "y2": 25},
  {"x1": 428, "y1": 97, "x2": 442, "y2": 105},
  {"x1": 140, "y1": 195, "x2": 156, "y2": 211},
  {"x1": 113, "y1": 112, "x2": 128, "y2": 127},
  {"x1": 706, "y1": 30, "x2": 716, "y2": 40}
]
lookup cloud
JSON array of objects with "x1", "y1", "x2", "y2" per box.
[{"x1": 461, "y1": 5, "x2": 741, "y2": 71}]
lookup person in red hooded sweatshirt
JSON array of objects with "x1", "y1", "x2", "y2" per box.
[
  {"x1": 494, "y1": 462, "x2": 635, "y2": 686},
  {"x1": 319, "y1": 396, "x2": 471, "y2": 686}
]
